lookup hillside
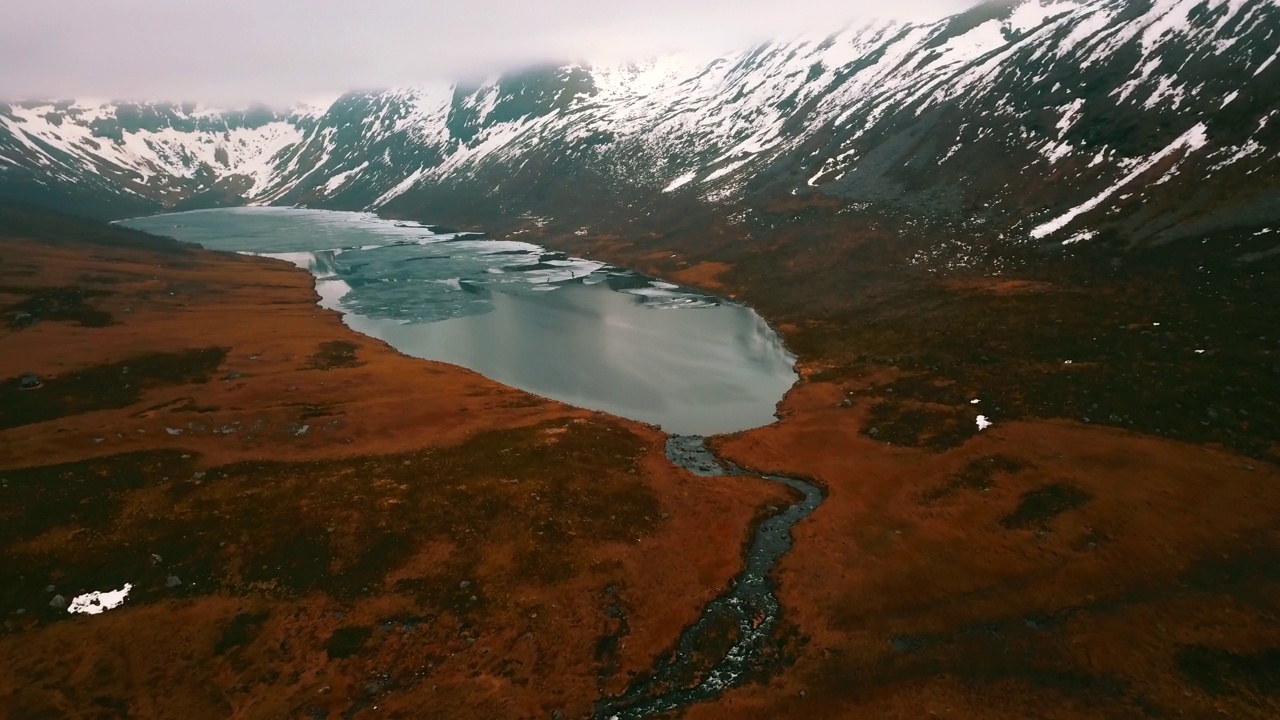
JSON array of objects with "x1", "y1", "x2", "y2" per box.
[
  {"x1": 1, "y1": 0, "x2": 1277, "y2": 258},
  {"x1": 4, "y1": 1, "x2": 1280, "y2": 717}
]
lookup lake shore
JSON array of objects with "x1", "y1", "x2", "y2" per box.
[
  {"x1": 119, "y1": 207, "x2": 799, "y2": 437},
  {"x1": 4, "y1": 201, "x2": 1280, "y2": 719},
  {"x1": 0, "y1": 205, "x2": 792, "y2": 719},
  {"x1": 531, "y1": 213, "x2": 1280, "y2": 719}
]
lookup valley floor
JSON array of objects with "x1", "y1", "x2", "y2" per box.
[
  {"x1": 536, "y1": 207, "x2": 1280, "y2": 718},
  {"x1": 2, "y1": 202, "x2": 1279, "y2": 719},
  {"x1": 0, "y1": 207, "x2": 789, "y2": 719}
]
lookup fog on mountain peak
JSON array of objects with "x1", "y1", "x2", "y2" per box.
[{"x1": 0, "y1": 0, "x2": 978, "y2": 103}]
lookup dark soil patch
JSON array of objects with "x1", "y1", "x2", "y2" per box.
[
  {"x1": 0, "y1": 347, "x2": 228, "y2": 429},
  {"x1": 392, "y1": 561, "x2": 491, "y2": 619},
  {"x1": 0, "y1": 450, "x2": 198, "y2": 615},
  {"x1": 308, "y1": 341, "x2": 362, "y2": 370},
  {"x1": 1179, "y1": 543, "x2": 1280, "y2": 606},
  {"x1": 802, "y1": 619, "x2": 1141, "y2": 716},
  {"x1": 0, "y1": 449, "x2": 195, "y2": 546},
  {"x1": 325, "y1": 626, "x2": 374, "y2": 659},
  {"x1": 862, "y1": 400, "x2": 974, "y2": 450},
  {"x1": 1000, "y1": 482, "x2": 1092, "y2": 530},
  {"x1": 214, "y1": 611, "x2": 271, "y2": 656},
  {"x1": 594, "y1": 586, "x2": 630, "y2": 681},
  {"x1": 295, "y1": 404, "x2": 343, "y2": 419},
  {"x1": 1176, "y1": 645, "x2": 1280, "y2": 698},
  {"x1": 0, "y1": 420, "x2": 656, "y2": 618},
  {"x1": 921, "y1": 454, "x2": 1025, "y2": 504},
  {"x1": 3, "y1": 285, "x2": 112, "y2": 329}
]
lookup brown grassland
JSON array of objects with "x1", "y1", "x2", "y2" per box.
[{"x1": 2, "y1": 202, "x2": 1279, "y2": 719}]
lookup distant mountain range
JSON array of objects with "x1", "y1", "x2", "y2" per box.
[{"x1": 2, "y1": 0, "x2": 1278, "y2": 260}]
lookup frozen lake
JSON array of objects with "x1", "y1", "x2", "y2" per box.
[{"x1": 123, "y1": 207, "x2": 797, "y2": 435}]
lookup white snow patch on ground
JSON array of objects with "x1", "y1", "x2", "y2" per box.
[
  {"x1": 936, "y1": 19, "x2": 1009, "y2": 68},
  {"x1": 1055, "y1": 98, "x2": 1086, "y2": 136},
  {"x1": 702, "y1": 157, "x2": 754, "y2": 184},
  {"x1": 1255, "y1": 48, "x2": 1279, "y2": 76},
  {"x1": 1210, "y1": 139, "x2": 1263, "y2": 172},
  {"x1": 1030, "y1": 123, "x2": 1208, "y2": 239},
  {"x1": 1006, "y1": 0, "x2": 1079, "y2": 34},
  {"x1": 1142, "y1": 76, "x2": 1188, "y2": 110},
  {"x1": 1063, "y1": 229, "x2": 1098, "y2": 245},
  {"x1": 1043, "y1": 140, "x2": 1075, "y2": 164},
  {"x1": 663, "y1": 171, "x2": 697, "y2": 192},
  {"x1": 68, "y1": 584, "x2": 132, "y2": 615},
  {"x1": 321, "y1": 161, "x2": 370, "y2": 193},
  {"x1": 976, "y1": 415, "x2": 993, "y2": 431},
  {"x1": 371, "y1": 167, "x2": 427, "y2": 207}
]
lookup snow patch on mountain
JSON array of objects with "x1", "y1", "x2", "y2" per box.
[
  {"x1": 321, "y1": 161, "x2": 370, "y2": 193},
  {"x1": 1, "y1": 0, "x2": 1277, "y2": 255},
  {"x1": 663, "y1": 172, "x2": 698, "y2": 192},
  {"x1": 1031, "y1": 123, "x2": 1211, "y2": 239}
]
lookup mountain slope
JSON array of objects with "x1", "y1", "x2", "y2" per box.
[
  {"x1": 1, "y1": 0, "x2": 1278, "y2": 255},
  {"x1": 5, "y1": 7, "x2": 1280, "y2": 718}
]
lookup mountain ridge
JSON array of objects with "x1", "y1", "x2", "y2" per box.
[
  {"x1": 1, "y1": 0, "x2": 1278, "y2": 265},
  {"x1": 5, "y1": 4, "x2": 1280, "y2": 719}
]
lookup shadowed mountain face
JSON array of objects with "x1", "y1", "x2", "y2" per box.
[{"x1": 1, "y1": 0, "x2": 1278, "y2": 259}]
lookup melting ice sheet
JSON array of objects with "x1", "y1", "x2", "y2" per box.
[{"x1": 122, "y1": 208, "x2": 798, "y2": 435}]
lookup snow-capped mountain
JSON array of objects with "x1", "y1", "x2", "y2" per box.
[{"x1": 2, "y1": 0, "x2": 1278, "y2": 252}]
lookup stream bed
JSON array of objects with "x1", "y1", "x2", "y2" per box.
[{"x1": 593, "y1": 436, "x2": 824, "y2": 719}]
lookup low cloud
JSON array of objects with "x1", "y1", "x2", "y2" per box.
[{"x1": 1, "y1": 0, "x2": 981, "y2": 105}]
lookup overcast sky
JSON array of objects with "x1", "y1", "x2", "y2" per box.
[{"x1": 2, "y1": 0, "x2": 981, "y2": 105}]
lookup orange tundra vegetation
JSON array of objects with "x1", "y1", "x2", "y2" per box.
[
  {"x1": 2, "y1": 202, "x2": 1279, "y2": 719},
  {"x1": 0, "y1": 208, "x2": 788, "y2": 719}
]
